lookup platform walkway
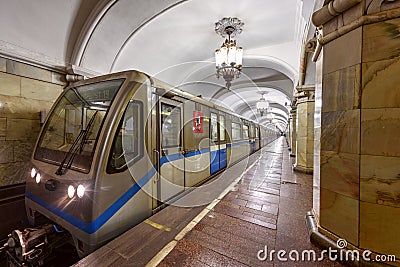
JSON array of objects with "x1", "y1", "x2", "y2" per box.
[{"x1": 75, "y1": 137, "x2": 344, "y2": 266}]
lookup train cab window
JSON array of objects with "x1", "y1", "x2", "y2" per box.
[
  {"x1": 232, "y1": 122, "x2": 241, "y2": 141},
  {"x1": 35, "y1": 79, "x2": 124, "y2": 174},
  {"x1": 210, "y1": 113, "x2": 218, "y2": 142},
  {"x1": 243, "y1": 125, "x2": 249, "y2": 139},
  {"x1": 107, "y1": 101, "x2": 142, "y2": 173},
  {"x1": 255, "y1": 127, "x2": 259, "y2": 138},
  {"x1": 250, "y1": 125, "x2": 254, "y2": 139},
  {"x1": 219, "y1": 115, "x2": 225, "y2": 142},
  {"x1": 161, "y1": 103, "x2": 181, "y2": 148}
]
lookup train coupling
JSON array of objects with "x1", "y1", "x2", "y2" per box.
[{"x1": 3, "y1": 224, "x2": 67, "y2": 267}]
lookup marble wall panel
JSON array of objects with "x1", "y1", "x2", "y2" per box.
[
  {"x1": 322, "y1": 64, "x2": 361, "y2": 112},
  {"x1": 361, "y1": 108, "x2": 400, "y2": 157},
  {"x1": 0, "y1": 95, "x2": 53, "y2": 120},
  {"x1": 321, "y1": 110, "x2": 360, "y2": 154},
  {"x1": 343, "y1": 3, "x2": 363, "y2": 26},
  {"x1": 291, "y1": 113, "x2": 297, "y2": 155},
  {"x1": 296, "y1": 103, "x2": 308, "y2": 128},
  {"x1": 306, "y1": 154, "x2": 314, "y2": 168},
  {"x1": 0, "y1": 162, "x2": 28, "y2": 186},
  {"x1": 0, "y1": 118, "x2": 5, "y2": 138},
  {"x1": 6, "y1": 60, "x2": 52, "y2": 83},
  {"x1": 363, "y1": 17, "x2": 400, "y2": 63},
  {"x1": 297, "y1": 126, "x2": 308, "y2": 138},
  {"x1": 0, "y1": 57, "x2": 6, "y2": 72},
  {"x1": 360, "y1": 201, "x2": 400, "y2": 257},
  {"x1": 323, "y1": 16, "x2": 338, "y2": 35},
  {"x1": 14, "y1": 141, "x2": 34, "y2": 162},
  {"x1": 6, "y1": 119, "x2": 40, "y2": 141},
  {"x1": 323, "y1": 28, "x2": 362, "y2": 75},
  {"x1": 0, "y1": 72, "x2": 21, "y2": 97},
  {"x1": 381, "y1": 0, "x2": 400, "y2": 12},
  {"x1": 320, "y1": 151, "x2": 359, "y2": 199},
  {"x1": 296, "y1": 138, "x2": 307, "y2": 166},
  {"x1": 21, "y1": 78, "x2": 63, "y2": 101},
  {"x1": 360, "y1": 155, "x2": 400, "y2": 208},
  {"x1": 362, "y1": 57, "x2": 400, "y2": 109},
  {"x1": 320, "y1": 188, "x2": 359, "y2": 245},
  {"x1": 0, "y1": 141, "x2": 14, "y2": 163}
]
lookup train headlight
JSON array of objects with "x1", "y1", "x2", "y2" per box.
[
  {"x1": 31, "y1": 168, "x2": 37, "y2": 178},
  {"x1": 77, "y1": 185, "x2": 85, "y2": 198},
  {"x1": 35, "y1": 173, "x2": 41, "y2": 184},
  {"x1": 67, "y1": 185, "x2": 75, "y2": 198}
]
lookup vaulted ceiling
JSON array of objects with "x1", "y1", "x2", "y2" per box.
[{"x1": 0, "y1": 0, "x2": 316, "y2": 130}]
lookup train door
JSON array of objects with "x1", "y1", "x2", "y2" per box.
[
  {"x1": 209, "y1": 112, "x2": 219, "y2": 174},
  {"x1": 219, "y1": 114, "x2": 227, "y2": 169},
  {"x1": 156, "y1": 98, "x2": 185, "y2": 204}
]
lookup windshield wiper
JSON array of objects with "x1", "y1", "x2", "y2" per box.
[{"x1": 55, "y1": 111, "x2": 98, "y2": 175}]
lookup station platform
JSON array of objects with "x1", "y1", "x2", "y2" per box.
[{"x1": 74, "y1": 138, "x2": 344, "y2": 267}]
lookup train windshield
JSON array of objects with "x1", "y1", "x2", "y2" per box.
[{"x1": 34, "y1": 79, "x2": 125, "y2": 174}]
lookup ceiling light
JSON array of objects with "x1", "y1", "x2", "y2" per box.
[
  {"x1": 215, "y1": 17, "x2": 244, "y2": 90},
  {"x1": 256, "y1": 93, "x2": 269, "y2": 116}
]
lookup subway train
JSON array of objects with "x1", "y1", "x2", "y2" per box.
[{"x1": 4, "y1": 70, "x2": 278, "y2": 265}]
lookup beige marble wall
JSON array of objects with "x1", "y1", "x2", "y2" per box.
[
  {"x1": 320, "y1": 26, "x2": 361, "y2": 246},
  {"x1": 294, "y1": 97, "x2": 315, "y2": 173},
  {"x1": 317, "y1": 4, "x2": 400, "y2": 259},
  {"x1": 0, "y1": 57, "x2": 64, "y2": 187},
  {"x1": 359, "y1": 16, "x2": 400, "y2": 257}
]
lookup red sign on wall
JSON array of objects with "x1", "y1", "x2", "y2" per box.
[{"x1": 193, "y1": 111, "x2": 203, "y2": 133}]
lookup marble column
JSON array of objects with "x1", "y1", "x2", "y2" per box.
[
  {"x1": 294, "y1": 88, "x2": 315, "y2": 174},
  {"x1": 289, "y1": 108, "x2": 297, "y2": 157},
  {"x1": 312, "y1": 0, "x2": 400, "y2": 259}
]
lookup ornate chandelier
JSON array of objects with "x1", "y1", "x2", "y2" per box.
[
  {"x1": 215, "y1": 17, "x2": 244, "y2": 89},
  {"x1": 256, "y1": 93, "x2": 269, "y2": 116}
]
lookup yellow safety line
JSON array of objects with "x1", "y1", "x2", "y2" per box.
[
  {"x1": 144, "y1": 219, "x2": 171, "y2": 232},
  {"x1": 145, "y1": 149, "x2": 265, "y2": 267}
]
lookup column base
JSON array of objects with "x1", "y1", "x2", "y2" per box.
[
  {"x1": 293, "y1": 164, "x2": 313, "y2": 174},
  {"x1": 305, "y1": 211, "x2": 393, "y2": 267}
]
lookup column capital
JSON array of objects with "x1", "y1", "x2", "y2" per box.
[{"x1": 295, "y1": 85, "x2": 315, "y2": 102}]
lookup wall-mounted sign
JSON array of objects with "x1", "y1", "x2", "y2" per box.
[{"x1": 193, "y1": 111, "x2": 203, "y2": 133}]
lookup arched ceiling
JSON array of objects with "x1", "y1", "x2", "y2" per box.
[{"x1": 0, "y1": 0, "x2": 316, "y2": 129}]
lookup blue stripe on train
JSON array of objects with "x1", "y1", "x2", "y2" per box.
[
  {"x1": 26, "y1": 142, "x2": 251, "y2": 234},
  {"x1": 25, "y1": 147, "x2": 210, "y2": 234}
]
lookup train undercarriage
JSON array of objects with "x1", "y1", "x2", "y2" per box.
[{"x1": 1, "y1": 224, "x2": 77, "y2": 267}]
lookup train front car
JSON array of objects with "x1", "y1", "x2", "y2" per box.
[{"x1": 20, "y1": 71, "x2": 151, "y2": 263}]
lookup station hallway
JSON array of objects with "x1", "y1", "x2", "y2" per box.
[{"x1": 1, "y1": 0, "x2": 400, "y2": 266}]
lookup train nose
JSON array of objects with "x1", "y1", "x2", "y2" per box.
[{"x1": 45, "y1": 179, "x2": 59, "y2": 191}]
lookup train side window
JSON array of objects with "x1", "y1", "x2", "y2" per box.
[
  {"x1": 232, "y1": 122, "x2": 241, "y2": 141},
  {"x1": 161, "y1": 103, "x2": 181, "y2": 148},
  {"x1": 107, "y1": 100, "x2": 143, "y2": 173},
  {"x1": 219, "y1": 115, "x2": 225, "y2": 142},
  {"x1": 210, "y1": 113, "x2": 218, "y2": 142},
  {"x1": 243, "y1": 124, "x2": 249, "y2": 139}
]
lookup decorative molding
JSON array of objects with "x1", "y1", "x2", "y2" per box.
[
  {"x1": 312, "y1": 0, "x2": 362, "y2": 27},
  {"x1": 312, "y1": 8, "x2": 400, "y2": 61},
  {"x1": 70, "y1": 0, "x2": 119, "y2": 68},
  {"x1": 0, "y1": 40, "x2": 66, "y2": 74},
  {"x1": 66, "y1": 64, "x2": 102, "y2": 78},
  {"x1": 214, "y1": 17, "x2": 244, "y2": 38}
]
